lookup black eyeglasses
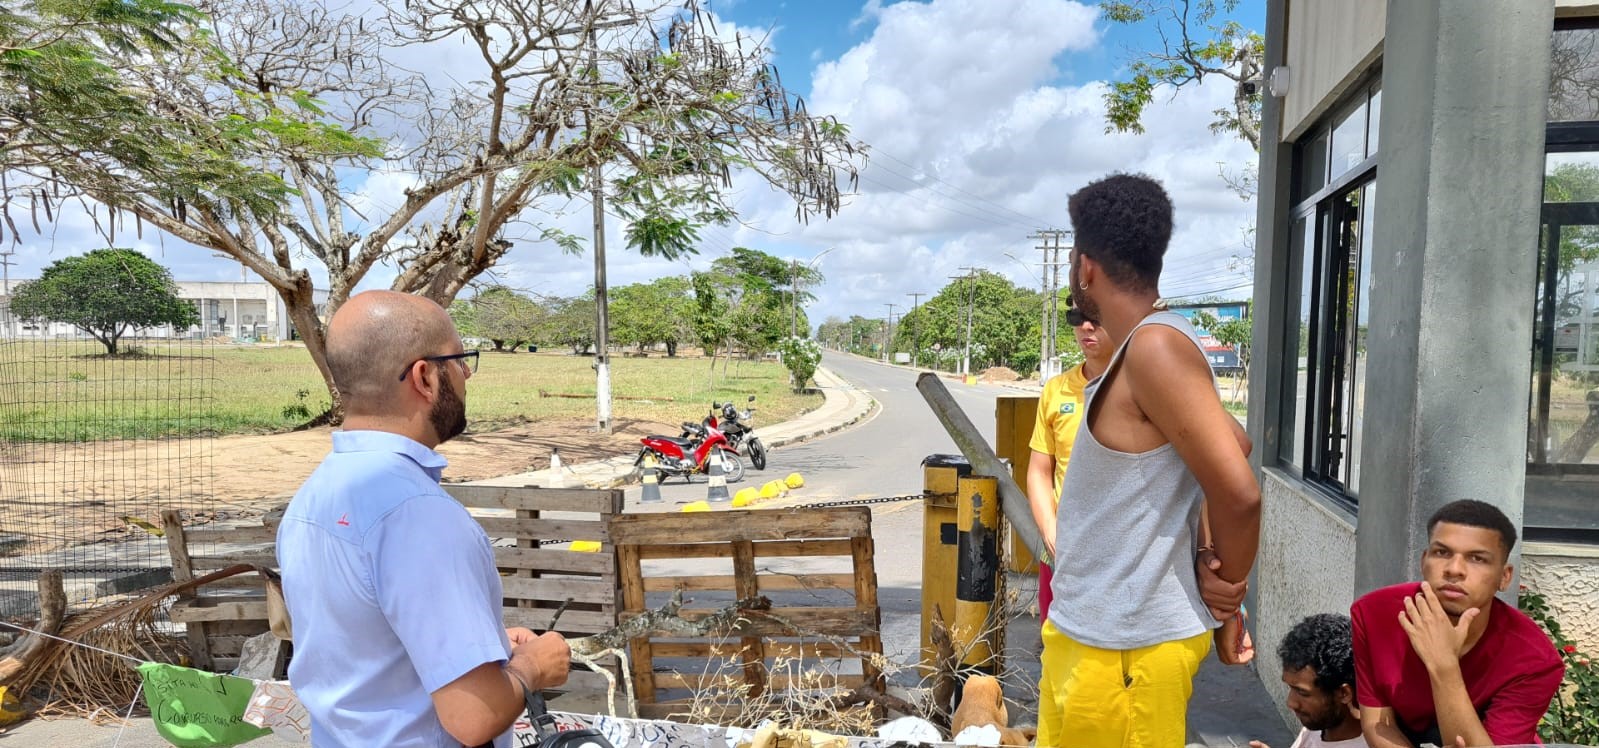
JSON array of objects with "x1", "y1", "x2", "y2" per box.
[
  {"x1": 1064, "y1": 296, "x2": 1097, "y2": 328},
  {"x1": 400, "y1": 350, "x2": 479, "y2": 381}
]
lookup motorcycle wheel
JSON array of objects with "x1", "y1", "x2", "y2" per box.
[
  {"x1": 747, "y1": 438, "x2": 767, "y2": 471},
  {"x1": 716, "y1": 449, "x2": 746, "y2": 484}
]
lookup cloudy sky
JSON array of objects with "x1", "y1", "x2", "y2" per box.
[{"x1": 7, "y1": 0, "x2": 1262, "y2": 328}]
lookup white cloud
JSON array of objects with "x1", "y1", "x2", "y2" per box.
[
  {"x1": 7, "y1": 0, "x2": 1259, "y2": 337},
  {"x1": 731, "y1": 0, "x2": 1258, "y2": 325}
]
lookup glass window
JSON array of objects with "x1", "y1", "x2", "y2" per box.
[
  {"x1": 1280, "y1": 81, "x2": 1380, "y2": 503},
  {"x1": 1529, "y1": 24, "x2": 1599, "y2": 537},
  {"x1": 1346, "y1": 183, "x2": 1376, "y2": 492},
  {"x1": 1282, "y1": 215, "x2": 1313, "y2": 468},
  {"x1": 1329, "y1": 99, "x2": 1369, "y2": 181},
  {"x1": 1366, "y1": 87, "x2": 1382, "y2": 156},
  {"x1": 1550, "y1": 27, "x2": 1599, "y2": 122},
  {"x1": 1297, "y1": 130, "x2": 1328, "y2": 201}
]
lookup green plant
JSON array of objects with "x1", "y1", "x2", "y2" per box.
[
  {"x1": 776, "y1": 337, "x2": 821, "y2": 392},
  {"x1": 1519, "y1": 584, "x2": 1599, "y2": 742},
  {"x1": 281, "y1": 389, "x2": 313, "y2": 421},
  {"x1": 67, "y1": 371, "x2": 87, "y2": 383}
]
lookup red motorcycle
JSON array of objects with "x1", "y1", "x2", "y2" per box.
[{"x1": 635, "y1": 413, "x2": 746, "y2": 483}]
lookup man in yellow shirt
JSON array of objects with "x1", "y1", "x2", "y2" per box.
[{"x1": 1026, "y1": 301, "x2": 1112, "y2": 617}]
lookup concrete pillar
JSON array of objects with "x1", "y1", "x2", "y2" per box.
[
  {"x1": 1354, "y1": 0, "x2": 1553, "y2": 593},
  {"x1": 1246, "y1": 0, "x2": 1294, "y2": 472}
]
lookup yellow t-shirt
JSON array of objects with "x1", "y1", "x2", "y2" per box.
[{"x1": 1028, "y1": 364, "x2": 1092, "y2": 491}]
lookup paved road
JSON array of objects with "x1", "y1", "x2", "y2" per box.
[{"x1": 631, "y1": 351, "x2": 1002, "y2": 506}]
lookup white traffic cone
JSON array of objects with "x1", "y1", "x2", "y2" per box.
[
  {"x1": 640, "y1": 453, "x2": 663, "y2": 504},
  {"x1": 548, "y1": 447, "x2": 565, "y2": 488},
  {"x1": 706, "y1": 454, "x2": 731, "y2": 503}
]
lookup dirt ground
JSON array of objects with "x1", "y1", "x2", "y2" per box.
[{"x1": 0, "y1": 417, "x2": 674, "y2": 556}]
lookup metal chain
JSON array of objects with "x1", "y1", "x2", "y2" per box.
[{"x1": 801, "y1": 494, "x2": 926, "y2": 509}]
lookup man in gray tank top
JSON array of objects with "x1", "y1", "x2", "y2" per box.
[{"x1": 1033, "y1": 174, "x2": 1261, "y2": 748}]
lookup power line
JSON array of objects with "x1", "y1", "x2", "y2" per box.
[
  {"x1": 862, "y1": 159, "x2": 1042, "y2": 231},
  {"x1": 866, "y1": 143, "x2": 1055, "y2": 226}
]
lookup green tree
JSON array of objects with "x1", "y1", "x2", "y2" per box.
[
  {"x1": 461, "y1": 287, "x2": 541, "y2": 352},
  {"x1": 611, "y1": 276, "x2": 693, "y2": 356},
  {"x1": 538, "y1": 294, "x2": 596, "y2": 355},
  {"x1": 776, "y1": 336, "x2": 821, "y2": 392},
  {"x1": 904, "y1": 270, "x2": 1039, "y2": 372},
  {"x1": 691, "y1": 271, "x2": 734, "y2": 381},
  {"x1": 1100, "y1": 0, "x2": 1262, "y2": 150},
  {"x1": 10, "y1": 248, "x2": 199, "y2": 355},
  {"x1": 709, "y1": 247, "x2": 801, "y2": 356}
]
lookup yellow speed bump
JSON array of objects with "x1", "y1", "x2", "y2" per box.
[
  {"x1": 0, "y1": 686, "x2": 24, "y2": 726},
  {"x1": 733, "y1": 488, "x2": 758, "y2": 507},
  {"x1": 569, "y1": 540, "x2": 602, "y2": 552},
  {"x1": 681, "y1": 500, "x2": 711, "y2": 513},
  {"x1": 759, "y1": 480, "x2": 786, "y2": 500},
  {"x1": 784, "y1": 473, "x2": 805, "y2": 489}
]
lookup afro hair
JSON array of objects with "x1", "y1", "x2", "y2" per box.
[{"x1": 1066, "y1": 173, "x2": 1173, "y2": 294}]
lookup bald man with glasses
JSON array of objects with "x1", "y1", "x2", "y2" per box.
[{"x1": 277, "y1": 291, "x2": 570, "y2": 748}]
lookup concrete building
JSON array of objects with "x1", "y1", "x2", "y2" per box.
[
  {"x1": 0, "y1": 279, "x2": 327, "y2": 341},
  {"x1": 1248, "y1": 0, "x2": 1599, "y2": 728}
]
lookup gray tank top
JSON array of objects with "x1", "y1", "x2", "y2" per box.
[{"x1": 1046, "y1": 310, "x2": 1219, "y2": 649}]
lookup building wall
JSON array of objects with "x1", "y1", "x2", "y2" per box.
[
  {"x1": 1254, "y1": 470, "x2": 1357, "y2": 729},
  {"x1": 1281, "y1": 0, "x2": 1385, "y2": 140},
  {"x1": 1523, "y1": 543, "x2": 1599, "y2": 648}
]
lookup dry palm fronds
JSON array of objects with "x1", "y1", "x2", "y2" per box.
[{"x1": 6, "y1": 563, "x2": 261, "y2": 722}]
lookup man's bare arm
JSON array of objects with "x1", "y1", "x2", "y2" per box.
[
  {"x1": 1361, "y1": 706, "x2": 1416, "y2": 748},
  {"x1": 432, "y1": 632, "x2": 570, "y2": 745},
  {"x1": 1026, "y1": 450, "x2": 1058, "y2": 559},
  {"x1": 1125, "y1": 327, "x2": 1260, "y2": 581}
]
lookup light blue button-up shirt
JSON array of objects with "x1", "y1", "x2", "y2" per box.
[{"x1": 277, "y1": 430, "x2": 512, "y2": 747}]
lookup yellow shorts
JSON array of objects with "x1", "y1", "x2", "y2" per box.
[{"x1": 1034, "y1": 620, "x2": 1211, "y2": 748}]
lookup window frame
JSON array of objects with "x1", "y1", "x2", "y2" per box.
[{"x1": 1279, "y1": 77, "x2": 1382, "y2": 508}]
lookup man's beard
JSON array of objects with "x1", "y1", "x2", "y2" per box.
[
  {"x1": 1298, "y1": 701, "x2": 1346, "y2": 732},
  {"x1": 1070, "y1": 262, "x2": 1101, "y2": 322},
  {"x1": 430, "y1": 380, "x2": 468, "y2": 444}
]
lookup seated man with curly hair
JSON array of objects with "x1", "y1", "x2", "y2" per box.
[{"x1": 1253, "y1": 614, "x2": 1366, "y2": 748}]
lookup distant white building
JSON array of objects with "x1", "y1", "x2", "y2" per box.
[{"x1": 0, "y1": 279, "x2": 329, "y2": 342}]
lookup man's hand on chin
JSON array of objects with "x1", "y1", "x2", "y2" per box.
[{"x1": 1398, "y1": 582, "x2": 1478, "y2": 674}]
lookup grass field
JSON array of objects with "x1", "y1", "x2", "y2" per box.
[{"x1": 0, "y1": 340, "x2": 821, "y2": 441}]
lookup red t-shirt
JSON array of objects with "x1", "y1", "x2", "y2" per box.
[{"x1": 1351, "y1": 582, "x2": 1564, "y2": 745}]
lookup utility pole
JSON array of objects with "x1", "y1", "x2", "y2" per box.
[
  {"x1": 906, "y1": 292, "x2": 924, "y2": 369},
  {"x1": 580, "y1": 1, "x2": 637, "y2": 435},
  {"x1": 0, "y1": 250, "x2": 14, "y2": 339},
  {"x1": 1030, "y1": 229, "x2": 1070, "y2": 381},
  {"x1": 883, "y1": 303, "x2": 897, "y2": 363},
  {"x1": 950, "y1": 268, "x2": 977, "y2": 375}
]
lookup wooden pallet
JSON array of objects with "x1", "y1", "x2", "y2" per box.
[
  {"x1": 161, "y1": 485, "x2": 623, "y2": 677},
  {"x1": 610, "y1": 507, "x2": 883, "y2": 721}
]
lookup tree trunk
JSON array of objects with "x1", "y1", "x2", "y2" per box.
[
  {"x1": 666, "y1": 340, "x2": 677, "y2": 357},
  {"x1": 279, "y1": 281, "x2": 343, "y2": 424}
]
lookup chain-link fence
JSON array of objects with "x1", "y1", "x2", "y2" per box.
[{"x1": 0, "y1": 330, "x2": 216, "y2": 619}]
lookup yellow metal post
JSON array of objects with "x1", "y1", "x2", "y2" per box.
[
  {"x1": 920, "y1": 456, "x2": 967, "y2": 674},
  {"x1": 995, "y1": 396, "x2": 1040, "y2": 573},
  {"x1": 954, "y1": 474, "x2": 1000, "y2": 673}
]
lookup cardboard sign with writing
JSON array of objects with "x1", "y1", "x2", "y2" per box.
[{"x1": 138, "y1": 662, "x2": 270, "y2": 747}]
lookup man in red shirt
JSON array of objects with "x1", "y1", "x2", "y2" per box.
[{"x1": 1351, "y1": 500, "x2": 1563, "y2": 747}]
